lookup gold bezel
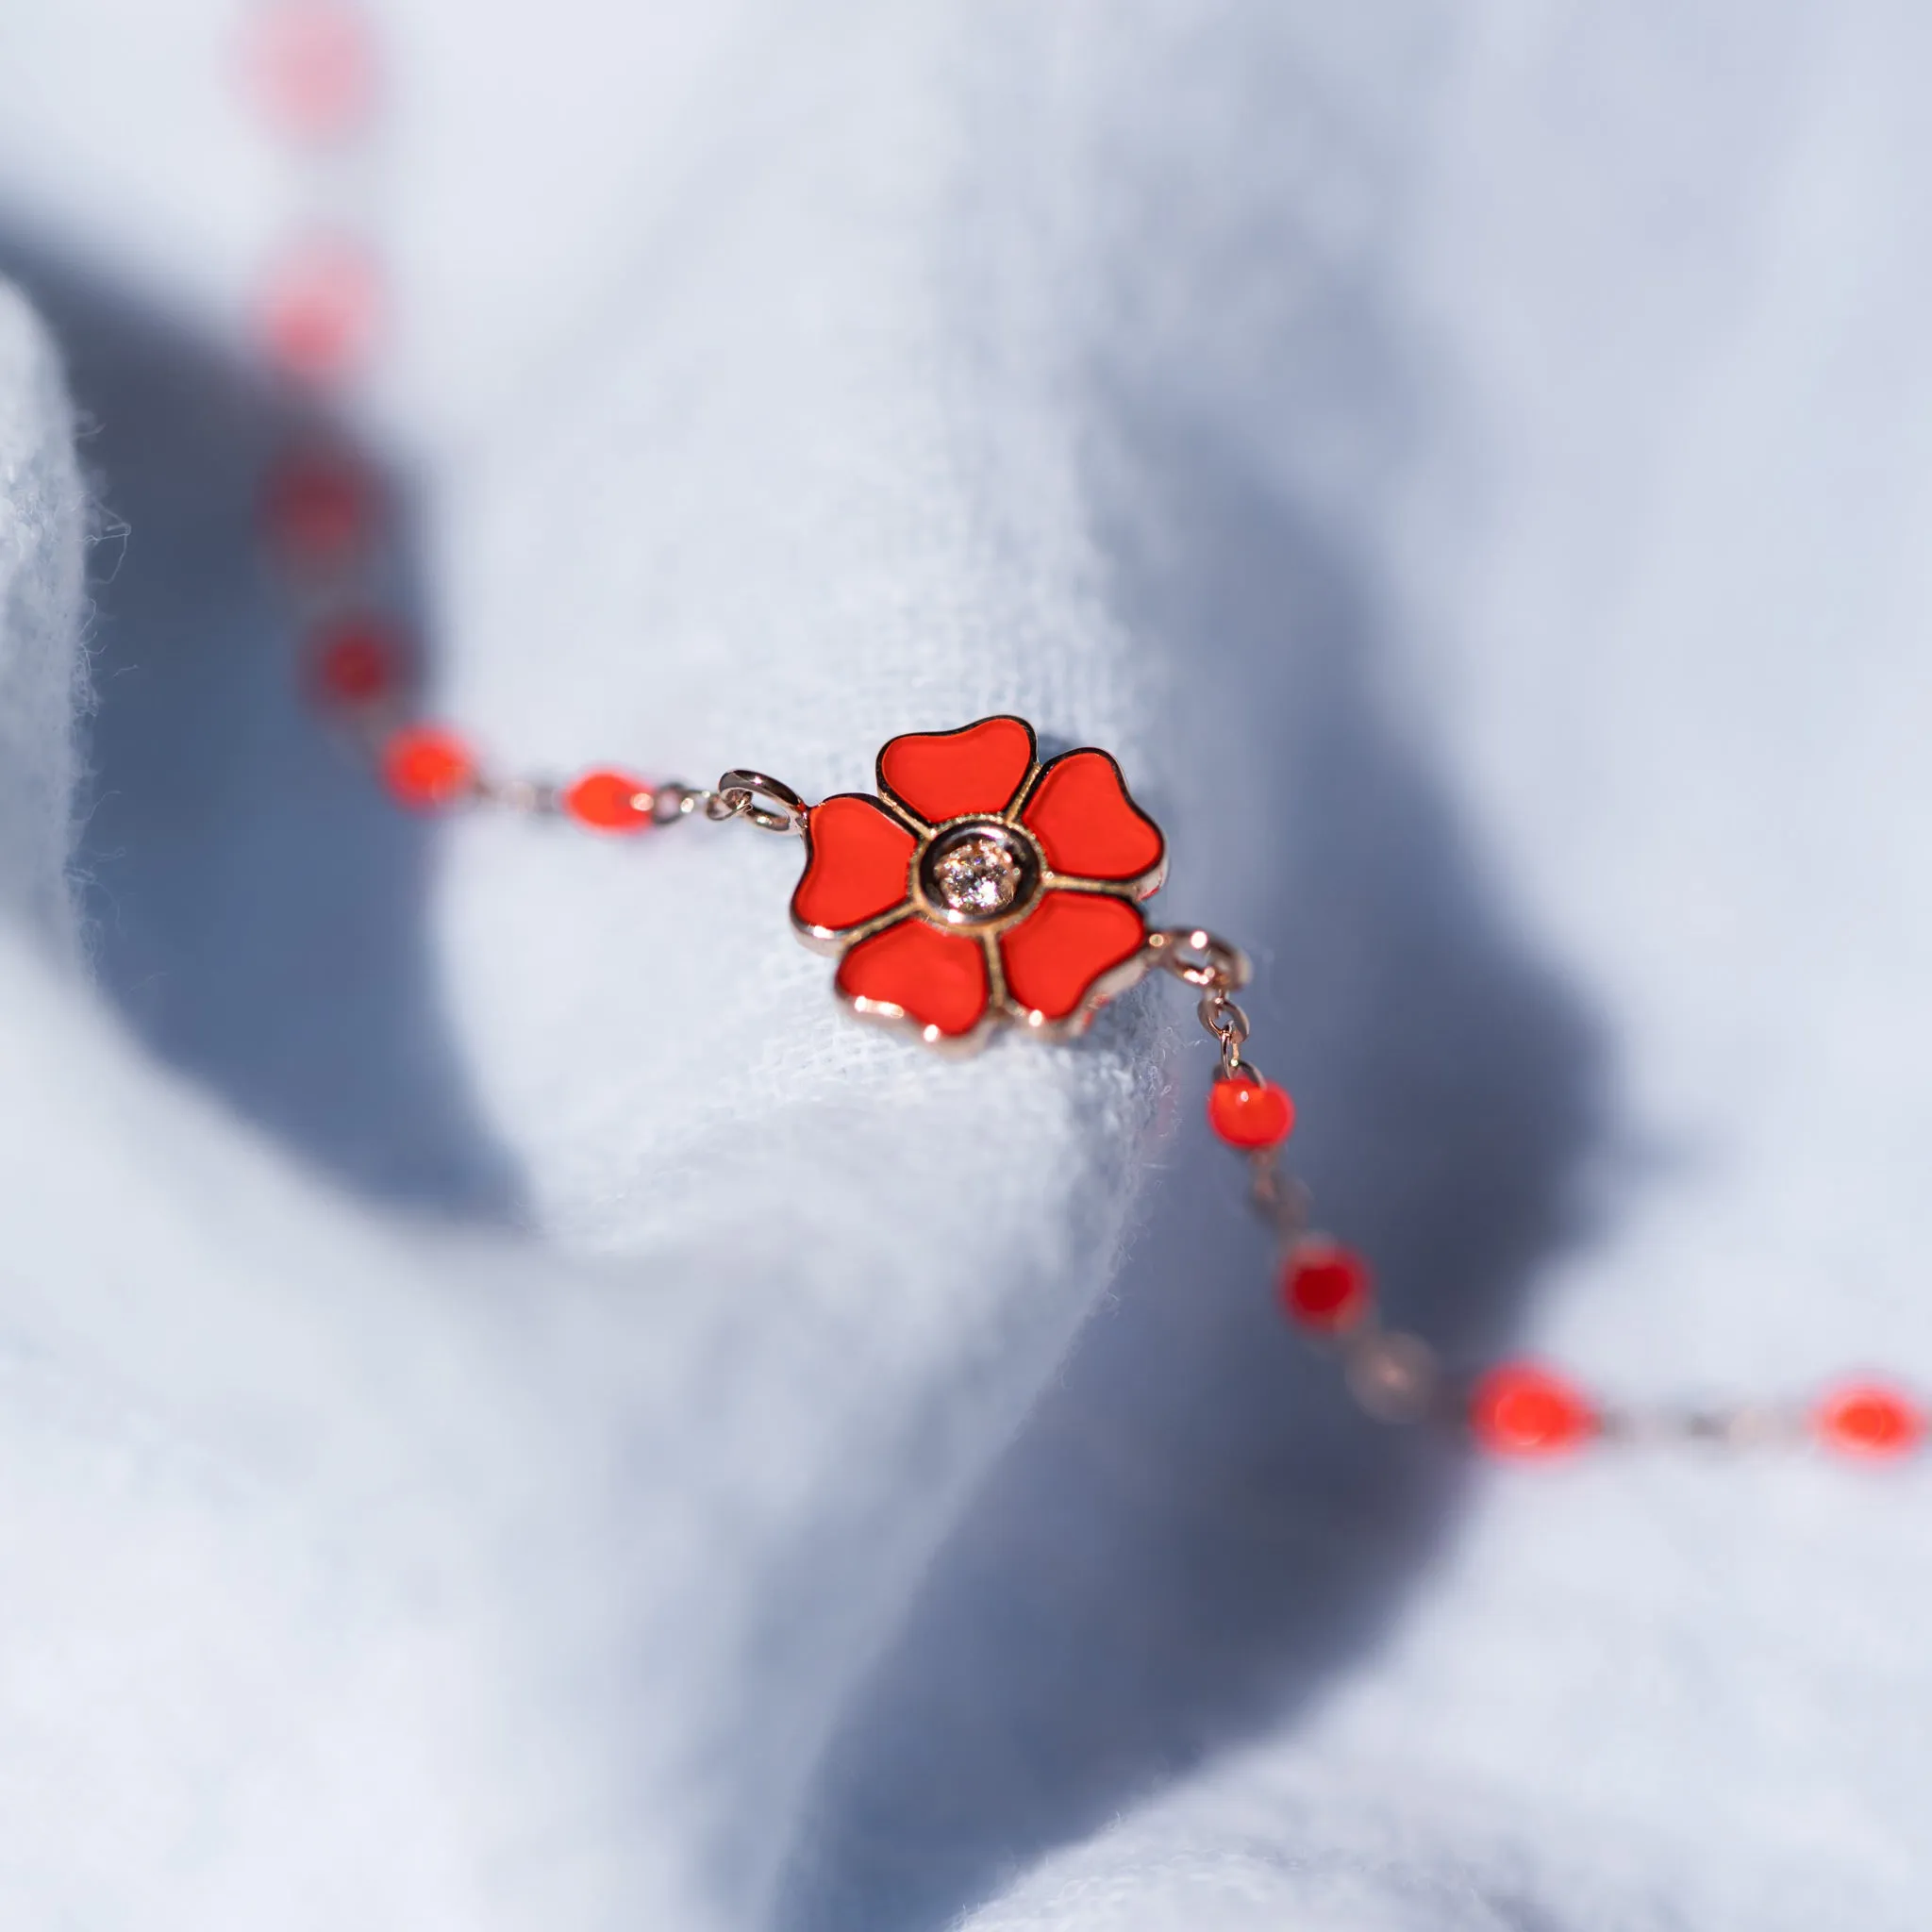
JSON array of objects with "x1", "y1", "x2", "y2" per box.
[{"x1": 909, "y1": 817, "x2": 1045, "y2": 932}]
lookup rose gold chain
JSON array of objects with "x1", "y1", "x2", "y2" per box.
[
  {"x1": 1149, "y1": 925, "x2": 1925, "y2": 1459},
  {"x1": 1149, "y1": 930, "x2": 1441, "y2": 1428}
]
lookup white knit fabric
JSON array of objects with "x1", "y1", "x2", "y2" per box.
[
  {"x1": 0, "y1": 275, "x2": 1157, "y2": 1932},
  {"x1": 3, "y1": 3, "x2": 1931, "y2": 1929},
  {"x1": 0, "y1": 284, "x2": 85, "y2": 951},
  {"x1": 0, "y1": 6, "x2": 1172, "y2": 1924}
]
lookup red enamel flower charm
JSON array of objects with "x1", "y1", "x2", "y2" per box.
[{"x1": 791, "y1": 716, "x2": 1167, "y2": 1047}]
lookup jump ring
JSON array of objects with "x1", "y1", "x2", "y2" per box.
[
  {"x1": 713, "y1": 769, "x2": 809, "y2": 835},
  {"x1": 1143, "y1": 926, "x2": 1252, "y2": 991}
]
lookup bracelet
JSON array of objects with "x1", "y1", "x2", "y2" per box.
[
  {"x1": 309, "y1": 658, "x2": 1930, "y2": 1469},
  {"x1": 246, "y1": 0, "x2": 1923, "y2": 1472}
]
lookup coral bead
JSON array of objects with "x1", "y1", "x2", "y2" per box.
[
  {"x1": 382, "y1": 725, "x2": 475, "y2": 808},
  {"x1": 1280, "y1": 1241, "x2": 1372, "y2": 1332},
  {"x1": 564, "y1": 769, "x2": 655, "y2": 833},
  {"x1": 244, "y1": 0, "x2": 376, "y2": 140},
  {"x1": 307, "y1": 616, "x2": 404, "y2": 709},
  {"x1": 258, "y1": 238, "x2": 381, "y2": 381},
  {"x1": 1470, "y1": 1362, "x2": 1596, "y2": 1457},
  {"x1": 1207, "y1": 1076, "x2": 1295, "y2": 1148},
  {"x1": 1815, "y1": 1383, "x2": 1924, "y2": 1458},
  {"x1": 264, "y1": 448, "x2": 373, "y2": 568}
]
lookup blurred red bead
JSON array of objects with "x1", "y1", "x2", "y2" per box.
[
  {"x1": 563, "y1": 769, "x2": 655, "y2": 833},
  {"x1": 258, "y1": 238, "x2": 381, "y2": 382},
  {"x1": 382, "y1": 725, "x2": 475, "y2": 808},
  {"x1": 264, "y1": 447, "x2": 375, "y2": 569},
  {"x1": 1815, "y1": 1382, "x2": 1924, "y2": 1458},
  {"x1": 1207, "y1": 1075, "x2": 1295, "y2": 1148},
  {"x1": 243, "y1": 0, "x2": 375, "y2": 140},
  {"x1": 1471, "y1": 1361, "x2": 1596, "y2": 1457},
  {"x1": 307, "y1": 616, "x2": 406, "y2": 710},
  {"x1": 1280, "y1": 1241, "x2": 1372, "y2": 1332}
]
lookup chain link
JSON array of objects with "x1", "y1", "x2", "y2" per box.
[
  {"x1": 1247, "y1": 1157, "x2": 1310, "y2": 1240},
  {"x1": 648, "y1": 782, "x2": 708, "y2": 825},
  {"x1": 448, "y1": 766, "x2": 811, "y2": 837},
  {"x1": 1198, "y1": 989, "x2": 1250, "y2": 1075},
  {"x1": 393, "y1": 753, "x2": 814, "y2": 841},
  {"x1": 1152, "y1": 918, "x2": 1444, "y2": 1429}
]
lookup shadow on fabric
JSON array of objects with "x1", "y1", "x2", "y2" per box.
[
  {"x1": 777, "y1": 394, "x2": 1607, "y2": 1930},
  {"x1": 0, "y1": 225, "x2": 521, "y2": 1224}
]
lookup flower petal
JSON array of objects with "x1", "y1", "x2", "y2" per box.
[
  {"x1": 791, "y1": 794, "x2": 917, "y2": 937},
  {"x1": 837, "y1": 916, "x2": 991, "y2": 1038},
  {"x1": 999, "y1": 890, "x2": 1147, "y2": 1023},
  {"x1": 878, "y1": 716, "x2": 1036, "y2": 824},
  {"x1": 1021, "y1": 748, "x2": 1164, "y2": 886}
]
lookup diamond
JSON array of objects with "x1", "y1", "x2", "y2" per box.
[{"x1": 931, "y1": 833, "x2": 1024, "y2": 914}]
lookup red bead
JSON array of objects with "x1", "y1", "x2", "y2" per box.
[
  {"x1": 564, "y1": 769, "x2": 655, "y2": 833},
  {"x1": 307, "y1": 616, "x2": 406, "y2": 710},
  {"x1": 258, "y1": 238, "x2": 381, "y2": 382},
  {"x1": 1207, "y1": 1076, "x2": 1296, "y2": 1148},
  {"x1": 264, "y1": 448, "x2": 375, "y2": 569},
  {"x1": 1280, "y1": 1241, "x2": 1372, "y2": 1332},
  {"x1": 1815, "y1": 1382, "x2": 1924, "y2": 1458},
  {"x1": 243, "y1": 0, "x2": 375, "y2": 141},
  {"x1": 381, "y1": 726, "x2": 475, "y2": 808},
  {"x1": 1470, "y1": 1361, "x2": 1596, "y2": 1457}
]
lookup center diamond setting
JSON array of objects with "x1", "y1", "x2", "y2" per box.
[
  {"x1": 918, "y1": 820, "x2": 1041, "y2": 927},
  {"x1": 934, "y1": 835, "x2": 1021, "y2": 913}
]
